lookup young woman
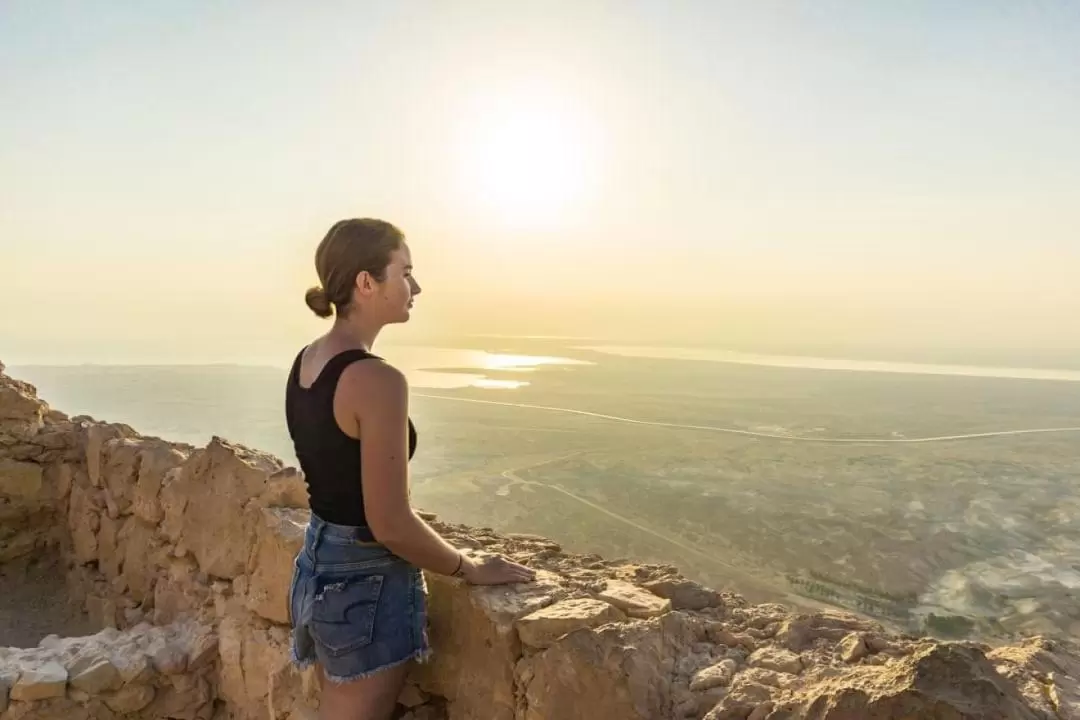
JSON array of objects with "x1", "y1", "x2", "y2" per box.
[{"x1": 286, "y1": 218, "x2": 534, "y2": 720}]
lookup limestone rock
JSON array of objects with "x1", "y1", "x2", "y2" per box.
[
  {"x1": 152, "y1": 556, "x2": 211, "y2": 625},
  {"x1": 149, "y1": 641, "x2": 188, "y2": 675},
  {"x1": 85, "y1": 423, "x2": 130, "y2": 488},
  {"x1": 690, "y1": 659, "x2": 738, "y2": 692},
  {"x1": 68, "y1": 482, "x2": 101, "y2": 563},
  {"x1": 179, "y1": 438, "x2": 281, "y2": 579},
  {"x1": 159, "y1": 466, "x2": 188, "y2": 543},
  {"x1": 706, "y1": 623, "x2": 758, "y2": 651},
  {"x1": 86, "y1": 594, "x2": 119, "y2": 629},
  {"x1": 703, "y1": 673, "x2": 775, "y2": 720},
  {"x1": 97, "y1": 512, "x2": 122, "y2": 580},
  {"x1": 518, "y1": 611, "x2": 702, "y2": 720},
  {"x1": 147, "y1": 673, "x2": 214, "y2": 720},
  {"x1": 0, "y1": 527, "x2": 41, "y2": 562},
  {"x1": 104, "y1": 683, "x2": 156, "y2": 713},
  {"x1": 748, "y1": 647, "x2": 803, "y2": 675},
  {"x1": 837, "y1": 632, "x2": 870, "y2": 663},
  {"x1": 987, "y1": 636, "x2": 1080, "y2": 718},
  {"x1": 769, "y1": 643, "x2": 1046, "y2": 719},
  {"x1": 246, "y1": 507, "x2": 307, "y2": 624},
  {"x1": 133, "y1": 441, "x2": 187, "y2": 523},
  {"x1": 187, "y1": 625, "x2": 219, "y2": 671},
  {"x1": 774, "y1": 611, "x2": 876, "y2": 652},
  {"x1": 101, "y1": 437, "x2": 145, "y2": 516},
  {"x1": 67, "y1": 653, "x2": 121, "y2": 694},
  {"x1": 10, "y1": 662, "x2": 67, "y2": 701},
  {"x1": 416, "y1": 569, "x2": 565, "y2": 720},
  {"x1": 0, "y1": 669, "x2": 14, "y2": 713},
  {"x1": 260, "y1": 467, "x2": 309, "y2": 509},
  {"x1": 40, "y1": 462, "x2": 72, "y2": 503},
  {"x1": 398, "y1": 682, "x2": 429, "y2": 708},
  {"x1": 120, "y1": 517, "x2": 164, "y2": 603},
  {"x1": 218, "y1": 608, "x2": 292, "y2": 718},
  {"x1": 516, "y1": 597, "x2": 625, "y2": 650},
  {"x1": 644, "y1": 577, "x2": 723, "y2": 611},
  {"x1": 0, "y1": 373, "x2": 45, "y2": 437},
  {"x1": 112, "y1": 648, "x2": 154, "y2": 685},
  {"x1": 0, "y1": 669, "x2": 19, "y2": 716},
  {"x1": 0, "y1": 459, "x2": 44, "y2": 502},
  {"x1": 597, "y1": 579, "x2": 672, "y2": 619}
]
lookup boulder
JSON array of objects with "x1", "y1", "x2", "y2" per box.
[
  {"x1": 178, "y1": 438, "x2": 281, "y2": 579},
  {"x1": 10, "y1": 662, "x2": 67, "y2": 702},
  {"x1": 517, "y1": 611, "x2": 701, "y2": 720},
  {"x1": 516, "y1": 597, "x2": 625, "y2": 650},
  {"x1": 0, "y1": 374, "x2": 45, "y2": 437},
  {"x1": 690, "y1": 659, "x2": 738, "y2": 692},
  {"x1": 597, "y1": 579, "x2": 672, "y2": 619},
  {"x1": 67, "y1": 653, "x2": 121, "y2": 694},
  {"x1": 644, "y1": 577, "x2": 723, "y2": 611},
  {"x1": 748, "y1": 647, "x2": 803, "y2": 675}
]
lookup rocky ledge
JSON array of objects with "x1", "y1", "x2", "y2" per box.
[{"x1": 1, "y1": 362, "x2": 1078, "y2": 720}]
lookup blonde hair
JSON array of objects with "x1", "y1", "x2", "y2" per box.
[{"x1": 305, "y1": 218, "x2": 405, "y2": 318}]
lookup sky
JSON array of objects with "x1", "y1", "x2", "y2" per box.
[{"x1": 2, "y1": 1, "x2": 1079, "y2": 365}]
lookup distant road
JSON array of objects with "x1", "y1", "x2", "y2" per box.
[
  {"x1": 414, "y1": 394, "x2": 1080, "y2": 445},
  {"x1": 497, "y1": 455, "x2": 778, "y2": 596}
]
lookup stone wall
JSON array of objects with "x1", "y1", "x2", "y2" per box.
[
  {"x1": 2, "y1": 363, "x2": 1079, "y2": 720},
  {"x1": 0, "y1": 619, "x2": 217, "y2": 720}
]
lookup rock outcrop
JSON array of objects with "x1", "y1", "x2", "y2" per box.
[{"x1": 2, "y1": 363, "x2": 1079, "y2": 720}]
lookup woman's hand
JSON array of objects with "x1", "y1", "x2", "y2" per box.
[{"x1": 460, "y1": 551, "x2": 536, "y2": 585}]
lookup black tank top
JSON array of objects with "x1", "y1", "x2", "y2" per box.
[{"x1": 284, "y1": 347, "x2": 417, "y2": 527}]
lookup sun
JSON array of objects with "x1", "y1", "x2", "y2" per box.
[{"x1": 454, "y1": 90, "x2": 599, "y2": 231}]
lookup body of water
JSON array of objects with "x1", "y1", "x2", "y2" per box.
[{"x1": 579, "y1": 345, "x2": 1080, "y2": 383}]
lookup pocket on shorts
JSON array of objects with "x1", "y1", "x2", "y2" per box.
[{"x1": 309, "y1": 574, "x2": 384, "y2": 656}]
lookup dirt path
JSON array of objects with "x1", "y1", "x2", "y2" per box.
[{"x1": 0, "y1": 555, "x2": 95, "y2": 648}]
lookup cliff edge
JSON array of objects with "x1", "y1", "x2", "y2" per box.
[{"x1": 1, "y1": 362, "x2": 1078, "y2": 720}]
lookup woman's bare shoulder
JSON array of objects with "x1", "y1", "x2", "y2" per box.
[{"x1": 338, "y1": 356, "x2": 408, "y2": 412}]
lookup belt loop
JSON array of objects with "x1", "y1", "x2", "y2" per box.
[{"x1": 306, "y1": 515, "x2": 325, "y2": 561}]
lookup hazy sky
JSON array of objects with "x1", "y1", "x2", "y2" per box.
[{"x1": 3, "y1": 1, "x2": 1079, "y2": 365}]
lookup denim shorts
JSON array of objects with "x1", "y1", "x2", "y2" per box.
[{"x1": 288, "y1": 513, "x2": 430, "y2": 682}]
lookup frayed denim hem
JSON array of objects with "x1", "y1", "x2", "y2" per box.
[
  {"x1": 320, "y1": 646, "x2": 433, "y2": 686},
  {"x1": 289, "y1": 643, "x2": 316, "y2": 672}
]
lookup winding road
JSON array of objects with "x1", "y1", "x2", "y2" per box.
[{"x1": 415, "y1": 393, "x2": 1080, "y2": 445}]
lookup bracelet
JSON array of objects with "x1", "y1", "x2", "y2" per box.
[{"x1": 450, "y1": 552, "x2": 466, "y2": 578}]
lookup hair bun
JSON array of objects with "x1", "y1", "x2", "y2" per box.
[{"x1": 305, "y1": 286, "x2": 333, "y2": 318}]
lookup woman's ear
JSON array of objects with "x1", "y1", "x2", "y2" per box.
[{"x1": 354, "y1": 270, "x2": 374, "y2": 297}]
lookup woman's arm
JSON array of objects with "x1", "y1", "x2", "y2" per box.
[{"x1": 342, "y1": 360, "x2": 534, "y2": 585}]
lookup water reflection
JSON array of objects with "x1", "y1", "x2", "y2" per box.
[
  {"x1": 378, "y1": 346, "x2": 591, "y2": 390},
  {"x1": 580, "y1": 345, "x2": 1080, "y2": 383}
]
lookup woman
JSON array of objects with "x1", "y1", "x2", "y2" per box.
[{"x1": 286, "y1": 218, "x2": 535, "y2": 720}]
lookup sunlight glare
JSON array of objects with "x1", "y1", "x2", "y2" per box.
[{"x1": 454, "y1": 89, "x2": 600, "y2": 231}]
